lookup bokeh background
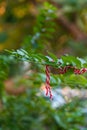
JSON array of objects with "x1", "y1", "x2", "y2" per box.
[
  {"x1": 0, "y1": 0, "x2": 87, "y2": 130},
  {"x1": 1, "y1": 0, "x2": 87, "y2": 56}
]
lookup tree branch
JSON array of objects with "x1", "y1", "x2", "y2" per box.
[
  {"x1": 50, "y1": 0, "x2": 87, "y2": 41},
  {"x1": 57, "y1": 14, "x2": 87, "y2": 41}
]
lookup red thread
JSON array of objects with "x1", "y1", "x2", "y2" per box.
[{"x1": 45, "y1": 65, "x2": 52, "y2": 99}]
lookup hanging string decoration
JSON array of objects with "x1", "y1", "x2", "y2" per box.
[
  {"x1": 45, "y1": 65, "x2": 87, "y2": 99},
  {"x1": 45, "y1": 65, "x2": 52, "y2": 99},
  {"x1": 7, "y1": 49, "x2": 87, "y2": 99}
]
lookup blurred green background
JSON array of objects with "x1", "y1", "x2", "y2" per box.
[
  {"x1": 0, "y1": 0, "x2": 87, "y2": 56},
  {"x1": 0, "y1": 0, "x2": 87, "y2": 130}
]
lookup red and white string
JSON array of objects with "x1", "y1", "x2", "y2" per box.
[
  {"x1": 45, "y1": 65, "x2": 87, "y2": 99},
  {"x1": 45, "y1": 65, "x2": 52, "y2": 99},
  {"x1": 74, "y1": 68, "x2": 87, "y2": 74},
  {"x1": 58, "y1": 66, "x2": 87, "y2": 75}
]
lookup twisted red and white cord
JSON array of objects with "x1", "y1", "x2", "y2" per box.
[
  {"x1": 45, "y1": 65, "x2": 87, "y2": 99},
  {"x1": 74, "y1": 68, "x2": 87, "y2": 74},
  {"x1": 58, "y1": 66, "x2": 87, "y2": 75},
  {"x1": 45, "y1": 65, "x2": 52, "y2": 99}
]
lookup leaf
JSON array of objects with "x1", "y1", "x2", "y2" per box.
[
  {"x1": 47, "y1": 51, "x2": 58, "y2": 62},
  {"x1": 61, "y1": 55, "x2": 81, "y2": 68},
  {"x1": 64, "y1": 74, "x2": 87, "y2": 88},
  {"x1": 83, "y1": 63, "x2": 87, "y2": 68},
  {"x1": 45, "y1": 56, "x2": 53, "y2": 62},
  {"x1": 77, "y1": 57, "x2": 86, "y2": 67},
  {"x1": 53, "y1": 115, "x2": 67, "y2": 128}
]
